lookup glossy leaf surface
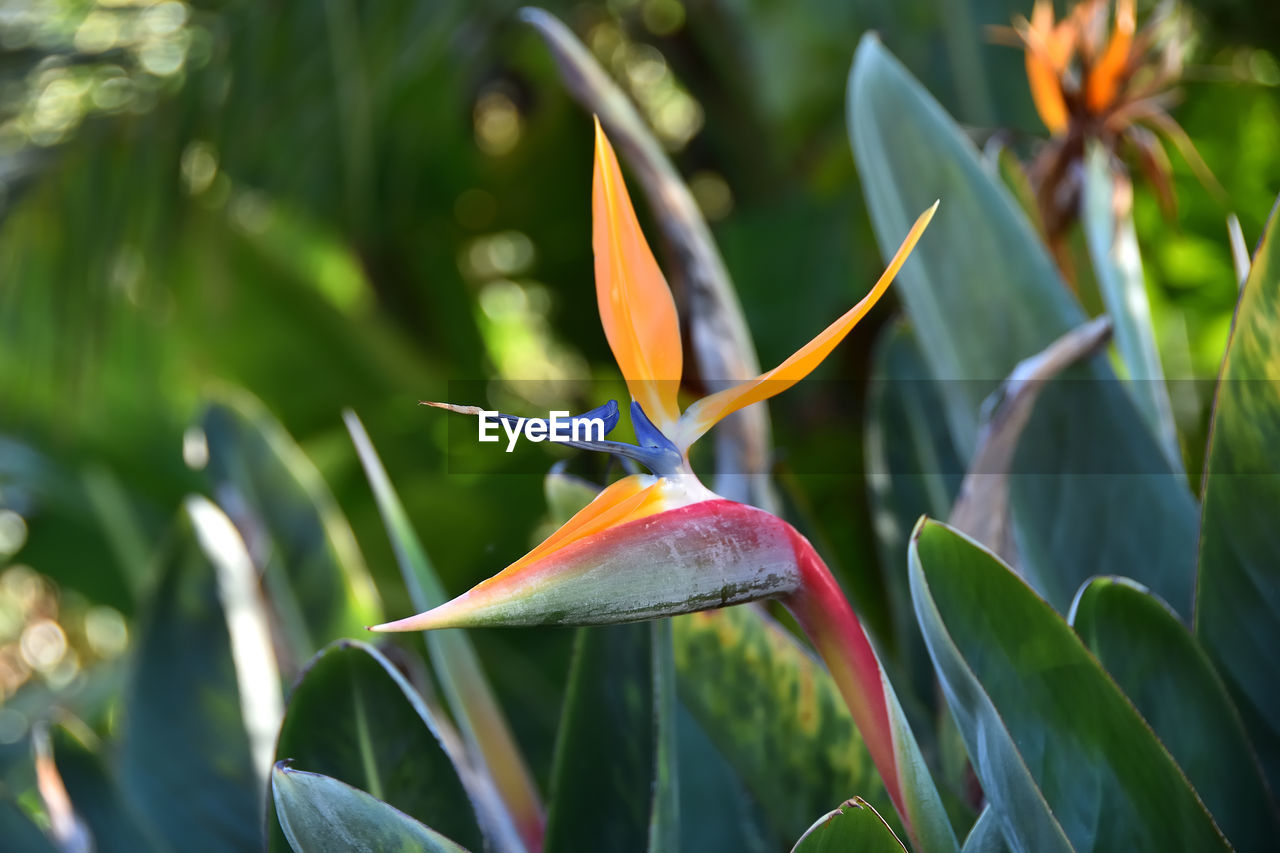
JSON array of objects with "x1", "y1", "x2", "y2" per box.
[
  {"x1": 269, "y1": 641, "x2": 484, "y2": 853},
  {"x1": 272, "y1": 763, "x2": 471, "y2": 853},
  {"x1": 910, "y1": 519, "x2": 1229, "y2": 852},
  {"x1": 1072, "y1": 576, "x2": 1277, "y2": 850}
]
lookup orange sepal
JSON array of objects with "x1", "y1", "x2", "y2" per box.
[
  {"x1": 593, "y1": 118, "x2": 684, "y2": 430},
  {"x1": 1085, "y1": 0, "x2": 1136, "y2": 112},
  {"x1": 670, "y1": 202, "x2": 937, "y2": 451}
]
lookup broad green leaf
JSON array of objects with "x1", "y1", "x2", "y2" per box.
[
  {"x1": 865, "y1": 320, "x2": 963, "y2": 701},
  {"x1": 1081, "y1": 142, "x2": 1180, "y2": 470},
  {"x1": 118, "y1": 507, "x2": 261, "y2": 852},
  {"x1": 200, "y1": 389, "x2": 381, "y2": 662},
  {"x1": 1071, "y1": 576, "x2": 1278, "y2": 850},
  {"x1": 344, "y1": 410, "x2": 542, "y2": 850},
  {"x1": 791, "y1": 797, "x2": 907, "y2": 853},
  {"x1": 269, "y1": 641, "x2": 485, "y2": 853},
  {"x1": 0, "y1": 799, "x2": 55, "y2": 852},
  {"x1": 51, "y1": 725, "x2": 162, "y2": 851},
  {"x1": 910, "y1": 519, "x2": 1230, "y2": 852},
  {"x1": 1197, "y1": 198, "x2": 1280, "y2": 793},
  {"x1": 673, "y1": 702, "x2": 772, "y2": 853},
  {"x1": 272, "y1": 763, "x2": 471, "y2": 853},
  {"x1": 543, "y1": 620, "x2": 677, "y2": 853},
  {"x1": 849, "y1": 35, "x2": 1198, "y2": 616},
  {"x1": 672, "y1": 605, "x2": 901, "y2": 844}
]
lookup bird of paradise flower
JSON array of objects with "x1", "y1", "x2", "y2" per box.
[{"x1": 373, "y1": 119, "x2": 952, "y2": 848}]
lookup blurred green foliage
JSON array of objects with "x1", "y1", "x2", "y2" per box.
[{"x1": 0, "y1": 0, "x2": 1277, "y2": 845}]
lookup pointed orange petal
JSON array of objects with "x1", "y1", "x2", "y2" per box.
[
  {"x1": 670, "y1": 202, "x2": 937, "y2": 451},
  {"x1": 1019, "y1": 3, "x2": 1071, "y2": 134},
  {"x1": 1085, "y1": 0, "x2": 1136, "y2": 112},
  {"x1": 510, "y1": 473, "x2": 667, "y2": 574},
  {"x1": 593, "y1": 118, "x2": 684, "y2": 430}
]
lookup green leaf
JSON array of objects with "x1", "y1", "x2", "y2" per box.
[
  {"x1": 51, "y1": 725, "x2": 162, "y2": 851},
  {"x1": 269, "y1": 641, "x2": 485, "y2": 853},
  {"x1": 1081, "y1": 142, "x2": 1180, "y2": 470},
  {"x1": 1197, "y1": 198, "x2": 1280, "y2": 793},
  {"x1": 791, "y1": 798, "x2": 907, "y2": 853},
  {"x1": 673, "y1": 701, "x2": 772, "y2": 853},
  {"x1": 910, "y1": 519, "x2": 1230, "y2": 852},
  {"x1": 672, "y1": 605, "x2": 900, "y2": 844},
  {"x1": 865, "y1": 320, "x2": 963, "y2": 697},
  {"x1": 848, "y1": 35, "x2": 1198, "y2": 616},
  {"x1": 272, "y1": 763, "x2": 471, "y2": 853},
  {"x1": 344, "y1": 410, "x2": 542, "y2": 850},
  {"x1": 118, "y1": 506, "x2": 262, "y2": 852},
  {"x1": 543, "y1": 620, "x2": 677, "y2": 853},
  {"x1": 1071, "y1": 576, "x2": 1278, "y2": 850},
  {"x1": 201, "y1": 389, "x2": 381, "y2": 661}
]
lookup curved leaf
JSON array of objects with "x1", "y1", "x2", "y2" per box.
[
  {"x1": 272, "y1": 763, "x2": 471, "y2": 853},
  {"x1": 1197, "y1": 198, "x2": 1280, "y2": 792},
  {"x1": 1071, "y1": 576, "x2": 1278, "y2": 850},
  {"x1": 849, "y1": 35, "x2": 1198, "y2": 616},
  {"x1": 269, "y1": 641, "x2": 485, "y2": 853},
  {"x1": 791, "y1": 798, "x2": 906, "y2": 853},
  {"x1": 910, "y1": 519, "x2": 1230, "y2": 852}
]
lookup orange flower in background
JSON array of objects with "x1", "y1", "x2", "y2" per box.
[{"x1": 1001, "y1": 0, "x2": 1219, "y2": 256}]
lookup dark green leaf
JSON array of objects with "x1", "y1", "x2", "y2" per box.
[
  {"x1": 910, "y1": 519, "x2": 1230, "y2": 852},
  {"x1": 543, "y1": 620, "x2": 676, "y2": 853},
  {"x1": 849, "y1": 35, "x2": 1198, "y2": 616},
  {"x1": 269, "y1": 641, "x2": 484, "y2": 853},
  {"x1": 865, "y1": 319, "x2": 963, "y2": 699},
  {"x1": 674, "y1": 701, "x2": 772, "y2": 853},
  {"x1": 791, "y1": 797, "x2": 906, "y2": 853},
  {"x1": 118, "y1": 507, "x2": 261, "y2": 852},
  {"x1": 51, "y1": 726, "x2": 162, "y2": 852},
  {"x1": 201, "y1": 390, "x2": 381, "y2": 664},
  {"x1": 1197, "y1": 198, "x2": 1280, "y2": 793},
  {"x1": 272, "y1": 763, "x2": 471, "y2": 853},
  {"x1": 1071, "y1": 576, "x2": 1278, "y2": 850}
]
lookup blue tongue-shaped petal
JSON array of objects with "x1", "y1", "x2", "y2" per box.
[{"x1": 421, "y1": 399, "x2": 684, "y2": 476}]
